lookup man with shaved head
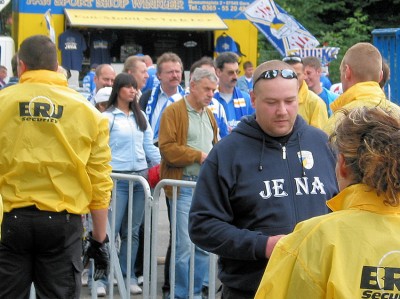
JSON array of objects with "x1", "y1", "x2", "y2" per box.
[
  {"x1": 189, "y1": 60, "x2": 338, "y2": 299},
  {"x1": 324, "y1": 42, "x2": 400, "y2": 134},
  {"x1": 87, "y1": 64, "x2": 116, "y2": 105}
]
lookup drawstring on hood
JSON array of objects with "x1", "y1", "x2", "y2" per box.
[
  {"x1": 234, "y1": 115, "x2": 309, "y2": 174},
  {"x1": 297, "y1": 132, "x2": 306, "y2": 177},
  {"x1": 257, "y1": 131, "x2": 308, "y2": 176},
  {"x1": 258, "y1": 135, "x2": 266, "y2": 171}
]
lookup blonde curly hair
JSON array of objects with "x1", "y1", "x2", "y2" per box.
[{"x1": 330, "y1": 106, "x2": 400, "y2": 206}]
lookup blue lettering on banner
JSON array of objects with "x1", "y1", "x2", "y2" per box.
[{"x1": 18, "y1": 0, "x2": 252, "y2": 19}]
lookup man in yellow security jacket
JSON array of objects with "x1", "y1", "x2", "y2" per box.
[
  {"x1": 324, "y1": 42, "x2": 400, "y2": 135},
  {"x1": 0, "y1": 35, "x2": 113, "y2": 298},
  {"x1": 282, "y1": 55, "x2": 328, "y2": 130}
]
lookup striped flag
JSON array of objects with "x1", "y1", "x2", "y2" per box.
[
  {"x1": 44, "y1": 9, "x2": 56, "y2": 43},
  {"x1": 244, "y1": 0, "x2": 319, "y2": 56},
  {"x1": 0, "y1": 0, "x2": 10, "y2": 13},
  {"x1": 287, "y1": 47, "x2": 340, "y2": 64}
]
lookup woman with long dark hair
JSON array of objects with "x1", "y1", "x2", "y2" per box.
[{"x1": 103, "y1": 73, "x2": 160, "y2": 295}]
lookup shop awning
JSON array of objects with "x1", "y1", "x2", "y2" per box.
[{"x1": 64, "y1": 9, "x2": 228, "y2": 30}]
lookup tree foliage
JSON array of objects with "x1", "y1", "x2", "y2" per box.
[
  {"x1": 0, "y1": 3, "x2": 12, "y2": 36},
  {"x1": 258, "y1": 0, "x2": 400, "y2": 83}
]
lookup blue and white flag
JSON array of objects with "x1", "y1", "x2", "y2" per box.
[
  {"x1": 0, "y1": 0, "x2": 10, "y2": 13},
  {"x1": 287, "y1": 47, "x2": 340, "y2": 65},
  {"x1": 44, "y1": 9, "x2": 56, "y2": 43},
  {"x1": 244, "y1": 0, "x2": 319, "y2": 56}
]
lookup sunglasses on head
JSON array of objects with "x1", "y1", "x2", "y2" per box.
[
  {"x1": 282, "y1": 56, "x2": 303, "y2": 63},
  {"x1": 253, "y1": 69, "x2": 298, "y2": 87}
]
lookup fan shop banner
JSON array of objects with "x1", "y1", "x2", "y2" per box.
[{"x1": 244, "y1": 0, "x2": 319, "y2": 56}]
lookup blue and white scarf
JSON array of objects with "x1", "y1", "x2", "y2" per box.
[
  {"x1": 145, "y1": 83, "x2": 185, "y2": 140},
  {"x1": 213, "y1": 87, "x2": 248, "y2": 121}
]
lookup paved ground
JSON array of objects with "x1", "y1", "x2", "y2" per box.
[
  {"x1": 80, "y1": 193, "x2": 170, "y2": 299},
  {"x1": 80, "y1": 263, "x2": 166, "y2": 299}
]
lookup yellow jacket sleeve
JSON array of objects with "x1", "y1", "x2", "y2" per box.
[
  {"x1": 255, "y1": 238, "x2": 325, "y2": 298},
  {"x1": 87, "y1": 115, "x2": 113, "y2": 210},
  {"x1": 297, "y1": 81, "x2": 329, "y2": 130}
]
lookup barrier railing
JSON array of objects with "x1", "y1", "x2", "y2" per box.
[
  {"x1": 30, "y1": 175, "x2": 219, "y2": 299},
  {"x1": 150, "y1": 179, "x2": 218, "y2": 299},
  {"x1": 83, "y1": 173, "x2": 153, "y2": 299},
  {"x1": 108, "y1": 173, "x2": 153, "y2": 299}
]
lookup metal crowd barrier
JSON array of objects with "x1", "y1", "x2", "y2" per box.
[
  {"x1": 30, "y1": 175, "x2": 219, "y2": 299},
  {"x1": 107, "y1": 173, "x2": 153, "y2": 299},
  {"x1": 149, "y1": 179, "x2": 218, "y2": 299}
]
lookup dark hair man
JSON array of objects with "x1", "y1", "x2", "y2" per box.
[{"x1": 0, "y1": 35, "x2": 113, "y2": 298}]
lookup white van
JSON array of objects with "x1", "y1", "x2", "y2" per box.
[{"x1": 0, "y1": 36, "x2": 15, "y2": 81}]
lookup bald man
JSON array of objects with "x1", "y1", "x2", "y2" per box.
[
  {"x1": 87, "y1": 64, "x2": 116, "y2": 105},
  {"x1": 189, "y1": 60, "x2": 338, "y2": 299},
  {"x1": 324, "y1": 42, "x2": 400, "y2": 134}
]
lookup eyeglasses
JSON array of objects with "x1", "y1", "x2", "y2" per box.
[
  {"x1": 226, "y1": 69, "x2": 240, "y2": 76},
  {"x1": 253, "y1": 69, "x2": 298, "y2": 87},
  {"x1": 282, "y1": 56, "x2": 303, "y2": 63}
]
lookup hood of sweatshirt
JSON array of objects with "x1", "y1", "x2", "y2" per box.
[
  {"x1": 234, "y1": 114, "x2": 307, "y2": 142},
  {"x1": 234, "y1": 114, "x2": 309, "y2": 173}
]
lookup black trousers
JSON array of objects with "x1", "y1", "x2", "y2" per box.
[
  {"x1": 222, "y1": 284, "x2": 256, "y2": 299},
  {"x1": 0, "y1": 207, "x2": 83, "y2": 299}
]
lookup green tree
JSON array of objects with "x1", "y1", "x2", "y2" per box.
[
  {"x1": 322, "y1": 9, "x2": 372, "y2": 82},
  {"x1": 0, "y1": 2, "x2": 12, "y2": 36},
  {"x1": 257, "y1": 0, "x2": 399, "y2": 82}
]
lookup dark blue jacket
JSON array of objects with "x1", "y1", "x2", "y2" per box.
[{"x1": 189, "y1": 114, "x2": 338, "y2": 293}]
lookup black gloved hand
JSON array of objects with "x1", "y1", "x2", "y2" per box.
[{"x1": 82, "y1": 232, "x2": 110, "y2": 280}]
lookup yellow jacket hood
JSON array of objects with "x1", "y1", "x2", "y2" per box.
[
  {"x1": 297, "y1": 81, "x2": 328, "y2": 130},
  {"x1": 20, "y1": 70, "x2": 69, "y2": 86},
  {"x1": 324, "y1": 82, "x2": 400, "y2": 135}
]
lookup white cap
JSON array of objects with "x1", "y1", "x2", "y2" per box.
[{"x1": 94, "y1": 87, "x2": 112, "y2": 104}]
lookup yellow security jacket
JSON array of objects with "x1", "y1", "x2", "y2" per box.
[
  {"x1": 324, "y1": 81, "x2": 400, "y2": 135},
  {"x1": 297, "y1": 81, "x2": 328, "y2": 130},
  {"x1": 255, "y1": 184, "x2": 400, "y2": 299},
  {"x1": 0, "y1": 70, "x2": 113, "y2": 214}
]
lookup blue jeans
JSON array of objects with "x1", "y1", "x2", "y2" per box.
[
  {"x1": 114, "y1": 179, "x2": 145, "y2": 285},
  {"x1": 170, "y1": 186, "x2": 209, "y2": 299},
  {"x1": 89, "y1": 177, "x2": 145, "y2": 288}
]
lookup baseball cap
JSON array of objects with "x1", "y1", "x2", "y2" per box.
[{"x1": 94, "y1": 87, "x2": 112, "y2": 104}]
